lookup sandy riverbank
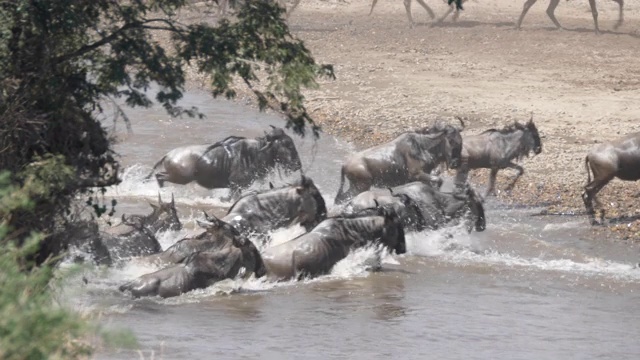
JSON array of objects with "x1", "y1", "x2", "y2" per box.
[{"x1": 180, "y1": 0, "x2": 640, "y2": 241}]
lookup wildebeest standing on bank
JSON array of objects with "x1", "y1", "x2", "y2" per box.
[
  {"x1": 99, "y1": 193, "x2": 182, "y2": 262},
  {"x1": 145, "y1": 126, "x2": 302, "y2": 201},
  {"x1": 222, "y1": 175, "x2": 327, "y2": 243},
  {"x1": 344, "y1": 181, "x2": 486, "y2": 233},
  {"x1": 582, "y1": 132, "x2": 640, "y2": 225},
  {"x1": 262, "y1": 206, "x2": 406, "y2": 281},
  {"x1": 334, "y1": 124, "x2": 463, "y2": 204},
  {"x1": 454, "y1": 116, "x2": 542, "y2": 197},
  {"x1": 119, "y1": 214, "x2": 265, "y2": 298}
]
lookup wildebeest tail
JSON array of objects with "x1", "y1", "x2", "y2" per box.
[
  {"x1": 584, "y1": 156, "x2": 592, "y2": 184},
  {"x1": 144, "y1": 155, "x2": 167, "y2": 180},
  {"x1": 334, "y1": 166, "x2": 347, "y2": 204}
]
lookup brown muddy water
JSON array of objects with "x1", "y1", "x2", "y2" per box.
[{"x1": 59, "y1": 91, "x2": 640, "y2": 359}]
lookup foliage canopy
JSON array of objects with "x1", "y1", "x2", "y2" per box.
[{"x1": 0, "y1": 0, "x2": 333, "y2": 258}]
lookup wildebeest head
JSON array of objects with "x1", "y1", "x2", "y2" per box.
[
  {"x1": 376, "y1": 204, "x2": 407, "y2": 255},
  {"x1": 292, "y1": 175, "x2": 328, "y2": 230},
  {"x1": 146, "y1": 193, "x2": 182, "y2": 232},
  {"x1": 263, "y1": 126, "x2": 302, "y2": 174},
  {"x1": 526, "y1": 115, "x2": 543, "y2": 155},
  {"x1": 196, "y1": 212, "x2": 245, "y2": 248},
  {"x1": 452, "y1": 185, "x2": 486, "y2": 232}
]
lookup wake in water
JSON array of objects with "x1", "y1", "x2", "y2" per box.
[{"x1": 406, "y1": 223, "x2": 640, "y2": 282}]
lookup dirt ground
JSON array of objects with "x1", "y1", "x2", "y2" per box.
[{"x1": 186, "y1": 1, "x2": 640, "y2": 241}]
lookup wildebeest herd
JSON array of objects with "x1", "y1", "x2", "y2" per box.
[{"x1": 96, "y1": 119, "x2": 640, "y2": 299}]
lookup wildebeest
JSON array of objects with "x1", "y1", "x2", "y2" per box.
[
  {"x1": 342, "y1": 192, "x2": 427, "y2": 232},
  {"x1": 343, "y1": 181, "x2": 486, "y2": 233},
  {"x1": 145, "y1": 126, "x2": 302, "y2": 200},
  {"x1": 334, "y1": 124, "x2": 463, "y2": 204},
  {"x1": 222, "y1": 175, "x2": 327, "y2": 242},
  {"x1": 138, "y1": 212, "x2": 243, "y2": 266},
  {"x1": 99, "y1": 194, "x2": 182, "y2": 261},
  {"x1": 119, "y1": 216, "x2": 265, "y2": 298},
  {"x1": 262, "y1": 206, "x2": 406, "y2": 281},
  {"x1": 582, "y1": 132, "x2": 640, "y2": 225},
  {"x1": 516, "y1": 0, "x2": 624, "y2": 34},
  {"x1": 454, "y1": 116, "x2": 542, "y2": 197}
]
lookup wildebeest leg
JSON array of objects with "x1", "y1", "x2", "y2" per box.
[
  {"x1": 545, "y1": 0, "x2": 563, "y2": 30},
  {"x1": 434, "y1": 4, "x2": 455, "y2": 25},
  {"x1": 582, "y1": 176, "x2": 613, "y2": 225},
  {"x1": 504, "y1": 162, "x2": 525, "y2": 192},
  {"x1": 486, "y1": 168, "x2": 499, "y2": 197},
  {"x1": 415, "y1": 0, "x2": 436, "y2": 19},
  {"x1": 454, "y1": 166, "x2": 470, "y2": 190},
  {"x1": 516, "y1": 0, "x2": 539, "y2": 29},
  {"x1": 611, "y1": 0, "x2": 624, "y2": 30},
  {"x1": 403, "y1": 0, "x2": 415, "y2": 27}
]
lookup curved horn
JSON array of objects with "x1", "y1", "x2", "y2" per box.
[
  {"x1": 269, "y1": 182, "x2": 275, "y2": 190},
  {"x1": 529, "y1": 112, "x2": 534, "y2": 123},
  {"x1": 170, "y1": 193, "x2": 175, "y2": 207},
  {"x1": 455, "y1": 116, "x2": 466, "y2": 130},
  {"x1": 269, "y1": 125, "x2": 276, "y2": 129},
  {"x1": 158, "y1": 192, "x2": 163, "y2": 204}
]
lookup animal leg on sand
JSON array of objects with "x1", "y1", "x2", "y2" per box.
[
  {"x1": 612, "y1": 0, "x2": 624, "y2": 29},
  {"x1": 433, "y1": 0, "x2": 465, "y2": 25},
  {"x1": 582, "y1": 175, "x2": 614, "y2": 225},
  {"x1": 517, "y1": 0, "x2": 563, "y2": 30},
  {"x1": 503, "y1": 162, "x2": 525, "y2": 192}
]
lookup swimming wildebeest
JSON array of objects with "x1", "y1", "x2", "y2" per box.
[
  {"x1": 454, "y1": 116, "x2": 542, "y2": 197},
  {"x1": 341, "y1": 192, "x2": 427, "y2": 232},
  {"x1": 582, "y1": 132, "x2": 640, "y2": 225},
  {"x1": 334, "y1": 123, "x2": 463, "y2": 204},
  {"x1": 369, "y1": 0, "x2": 467, "y2": 27},
  {"x1": 344, "y1": 181, "x2": 486, "y2": 233},
  {"x1": 222, "y1": 175, "x2": 327, "y2": 242},
  {"x1": 261, "y1": 206, "x2": 407, "y2": 281},
  {"x1": 145, "y1": 126, "x2": 302, "y2": 200},
  {"x1": 517, "y1": 0, "x2": 624, "y2": 34},
  {"x1": 99, "y1": 194, "x2": 182, "y2": 261},
  {"x1": 119, "y1": 214, "x2": 266, "y2": 298},
  {"x1": 138, "y1": 212, "x2": 244, "y2": 266}
]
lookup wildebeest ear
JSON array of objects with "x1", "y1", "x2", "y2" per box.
[
  {"x1": 269, "y1": 125, "x2": 276, "y2": 130},
  {"x1": 148, "y1": 202, "x2": 159, "y2": 211},
  {"x1": 121, "y1": 214, "x2": 127, "y2": 223},
  {"x1": 170, "y1": 193, "x2": 176, "y2": 207},
  {"x1": 269, "y1": 182, "x2": 274, "y2": 190},
  {"x1": 295, "y1": 186, "x2": 304, "y2": 195},
  {"x1": 157, "y1": 192, "x2": 163, "y2": 205}
]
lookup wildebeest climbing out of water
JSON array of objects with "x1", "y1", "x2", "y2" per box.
[
  {"x1": 582, "y1": 132, "x2": 640, "y2": 225},
  {"x1": 343, "y1": 181, "x2": 486, "y2": 233},
  {"x1": 334, "y1": 121, "x2": 464, "y2": 204},
  {"x1": 145, "y1": 126, "x2": 302, "y2": 201},
  {"x1": 454, "y1": 115, "x2": 542, "y2": 197},
  {"x1": 222, "y1": 175, "x2": 327, "y2": 243},
  {"x1": 138, "y1": 212, "x2": 246, "y2": 266},
  {"x1": 120, "y1": 213, "x2": 266, "y2": 298},
  {"x1": 262, "y1": 205, "x2": 406, "y2": 281}
]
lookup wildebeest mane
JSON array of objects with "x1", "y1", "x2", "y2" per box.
[
  {"x1": 201, "y1": 135, "x2": 246, "y2": 157},
  {"x1": 480, "y1": 121, "x2": 526, "y2": 135}
]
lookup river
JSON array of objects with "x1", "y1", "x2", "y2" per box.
[{"x1": 60, "y1": 91, "x2": 640, "y2": 359}]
